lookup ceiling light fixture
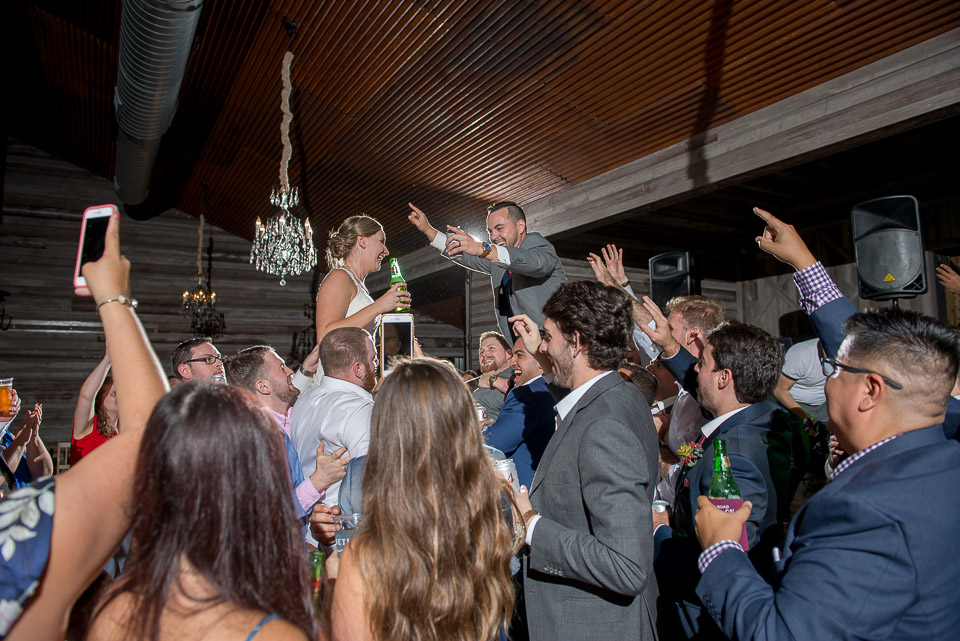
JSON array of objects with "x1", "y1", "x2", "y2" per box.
[
  {"x1": 182, "y1": 182, "x2": 225, "y2": 338},
  {"x1": 250, "y1": 40, "x2": 316, "y2": 286}
]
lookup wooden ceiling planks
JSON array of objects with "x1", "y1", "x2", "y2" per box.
[{"x1": 8, "y1": 0, "x2": 959, "y2": 260}]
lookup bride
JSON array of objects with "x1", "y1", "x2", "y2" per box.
[{"x1": 314, "y1": 215, "x2": 410, "y2": 353}]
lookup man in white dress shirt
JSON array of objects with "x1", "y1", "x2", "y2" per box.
[{"x1": 290, "y1": 327, "x2": 377, "y2": 545}]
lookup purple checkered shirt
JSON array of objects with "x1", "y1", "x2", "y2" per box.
[
  {"x1": 793, "y1": 261, "x2": 843, "y2": 315},
  {"x1": 829, "y1": 435, "x2": 899, "y2": 480},
  {"x1": 698, "y1": 435, "x2": 901, "y2": 574},
  {"x1": 697, "y1": 539, "x2": 743, "y2": 574}
]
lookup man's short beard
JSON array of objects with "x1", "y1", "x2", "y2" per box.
[
  {"x1": 361, "y1": 366, "x2": 377, "y2": 392},
  {"x1": 275, "y1": 383, "x2": 300, "y2": 407},
  {"x1": 480, "y1": 359, "x2": 502, "y2": 374},
  {"x1": 551, "y1": 347, "x2": 575, "y2": 389}
]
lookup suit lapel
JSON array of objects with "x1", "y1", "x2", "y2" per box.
[
  {"x1": 530, "y1": 372, "x2": 617, "y2": 494},
  {"x1": 673, "y1": 403, "x2": 766, "y2": 498}
]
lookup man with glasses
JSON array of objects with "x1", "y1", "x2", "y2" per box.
[
  {"x1": 407, "y1": 200, "x2": 567, "y2": 337},
  {"x1": 639, "y1": 312, "x2": 792, "y2": 641},
  {"x1": 691, "y1": 207, "x2": 960, "y2": 641},
  {"x1": 172, "y1": 337, "x2": 226, "y2": 382}
]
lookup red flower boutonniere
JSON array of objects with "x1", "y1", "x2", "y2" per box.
[{"x1": 676, "y1": 440, "x2": 704, "y2": 468}]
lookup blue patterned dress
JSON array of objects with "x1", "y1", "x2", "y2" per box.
[{"x1": 0, "y1": 477, "x2": 55, "y2": 637}]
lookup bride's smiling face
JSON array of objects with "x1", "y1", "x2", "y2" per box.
[{"x1": 357, "y1": 227, "x2": 389, "y2": 272}]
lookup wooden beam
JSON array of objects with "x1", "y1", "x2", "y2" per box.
[{"x1": 526, "y1": 28, "x2": 960, "y2": 238}]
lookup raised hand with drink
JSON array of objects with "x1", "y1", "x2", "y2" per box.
[{"x1": 389, "y1": 258, "x2": 410, "y2": 312}]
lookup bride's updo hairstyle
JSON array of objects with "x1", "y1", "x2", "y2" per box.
[{"x1": 326, "y1": 215, "x2": 383, "y2": 270}]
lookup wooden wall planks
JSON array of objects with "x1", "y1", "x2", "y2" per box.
[{"x1": 0, "y1": 141, "x2": 462, "y2": 448}]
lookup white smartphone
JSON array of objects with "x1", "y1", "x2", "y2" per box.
[
  {"x1": 379, "y1": 313, "x2": 414, "y2": 376},
  {"x1": 74, "y1": 205, "x2": 118, "y2": 288}
]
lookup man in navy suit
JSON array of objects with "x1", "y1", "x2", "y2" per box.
[
  {"x1": 644, "y1": 315, "x2": 791, "y2": 640},
  {"x1": 692, "y1": 208, "x2": 960, "y2": 640},
  {"x1": 484, "y1": 334, "x2": 557, "y2": 488}
]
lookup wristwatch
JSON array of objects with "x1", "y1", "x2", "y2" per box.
[{"x1": 479, "y1": 242, "x2": 493, "y2": 259}]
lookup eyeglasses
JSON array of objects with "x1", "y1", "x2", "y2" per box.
[
  {"x1": 184, "y1": 355, "x2": 224, "y2": 366},
  {"x1": 820, "y1": 357, "x2": 903, "y2": 390}
]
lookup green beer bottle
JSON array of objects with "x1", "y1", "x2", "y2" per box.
[
  {"x1": 707, "y1": 439, "x2": 749, "y2": 550},
  {"x1": 310, "y1": 549, "x2": 324, "y2": 616},
  {"x1": 708, "y1": 439, "x2": 741, "y2": 499},
  {"x1": 389, "y1": 258, "x2": 410, "y2": 312}
]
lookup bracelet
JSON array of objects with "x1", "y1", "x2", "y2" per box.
[
  {"x1": 96, "y1": 294, "x2": 138, "y2": 311},
  {"x1": 620, "y1": 279, "x2": 630, "y2": 288},
  {"x1": 522, "y1": 509, "x2": 539, "y2": 526},
  {"x1": 300, "y1": 368, "x2": 316, "y2": 377}
]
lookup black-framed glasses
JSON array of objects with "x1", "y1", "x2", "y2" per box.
[
  {"x1": 184, "y1": 355, "x2": 223, "y2": 366},
  {"x1": 820, "y1": 357, "x2": 903, "y2": 390}
]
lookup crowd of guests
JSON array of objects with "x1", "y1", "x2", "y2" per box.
[{"x1": 2, "y1": 201, "x2": 960, "y2": 641}]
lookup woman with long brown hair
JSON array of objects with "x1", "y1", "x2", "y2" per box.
[
  {"x1": 331, "y1": 358, "x2": 523, "y2": 641},
  {"x1": 87, "y1": 382, "x2": 316, "y2": 641},
  {"x1": 70, "y1": 353, "x2": 120, "y2": 464}
]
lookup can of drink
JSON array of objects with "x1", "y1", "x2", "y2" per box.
[
  {"x1": 652, "y1": 499, "x2": 670, "y2": 513},
  {"x1": 493, "y1": 458, "x2": 520, "y2": 493},
  {"x1": 475, "y1": 402, "x2": 488, "y2": 424}
]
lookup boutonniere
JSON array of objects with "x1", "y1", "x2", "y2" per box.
[{"x1": 676, "y1": 440, "x2": 704, "y2": 468}]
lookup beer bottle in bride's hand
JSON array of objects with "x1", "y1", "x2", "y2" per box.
[
  {"x1": 707, "y1": 439, "x2": 749, "y2": 550},
  {"x1": 390, "y1": 258, "x2": 410, "y2": 311}
]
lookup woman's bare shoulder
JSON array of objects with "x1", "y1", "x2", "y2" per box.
[
  {"x1": 85, "y1": 592, "x2": 136, "y2": 640},
  {"x1": 255, "y1": 618, "x2": 310, "y2": 641}
]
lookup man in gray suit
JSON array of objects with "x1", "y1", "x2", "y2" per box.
[
  {"x1": 514, "y1": 281, "x2": 659, "y2": 641},
  {"x1": 408, "y1": 201, "x2": 567, "y2": 336}
]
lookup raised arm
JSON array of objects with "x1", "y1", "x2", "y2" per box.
[
  {"x1": 72, "y1": 353, "x2": 110, "y2": 440},
  {"x1": 407, "y1": 202, "x2": 440, "y2": 243},
  {"x1": 509, "y1": 314, "x2": 552, "y2": 375},
  {"x1": 9, "y1": 212, "x2": 169, "y2": 641},
  {"x1": 24, "y1": 407, "x2": 53, "y2": 479},
  {"x1": 2, "y1": 405, "x2": 40, "y2": 473}
]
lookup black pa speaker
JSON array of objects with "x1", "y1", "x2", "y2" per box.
[
  {"x1": 851, "y1": 195, "x2": 926, "y2": 301},
  {"x1": 649, "y1": 251, "x2": 699, "y2": 309}
]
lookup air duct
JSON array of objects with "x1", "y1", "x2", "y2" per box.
[{"x1": 113, "y1": 0, "x2": 204, "y2": 205}]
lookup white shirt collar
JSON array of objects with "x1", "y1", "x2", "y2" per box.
[
  {"x1": 318, "y1": 374, "x2": 374, "y2": 401},
  {"x1": 554, "y1": 371, "x2": 614, "y2": 421},
  {"x1": 519, "y1": 373, "x2": 543, "y2": 387},
  {"x1": 700, "y1": 405, "x2": 750, "y2": 439}
]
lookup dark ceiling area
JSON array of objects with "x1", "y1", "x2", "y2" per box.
[
  {"x1": 552, "y1": 112, "x2": 960, "y2": 281},
  {"x1": 7, "y1": 0, "x2": 959, "y2": 270}
]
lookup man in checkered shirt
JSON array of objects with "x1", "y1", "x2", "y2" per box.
[{"x1": 692, "y1": 208, "x2": 960, "y2": 641}]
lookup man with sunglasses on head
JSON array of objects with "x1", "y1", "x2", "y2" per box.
[
  {"x1": 691, "y1": 208, "x2": 960, "y2": 641},
  {"x1": 408, "y1": 200, "x2": 567, "y2": 337},
  {"x1": 172, "y1": 337, "x2": 226, "y2": 382}
]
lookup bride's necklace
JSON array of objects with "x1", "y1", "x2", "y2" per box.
[{"x1": 343, "y1": 263, "x2": 370, "y2": 295}]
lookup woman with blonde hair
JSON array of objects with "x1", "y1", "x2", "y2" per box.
[
  {"x1": 331, "y1": 358, "x2": 523, "y2": 641},
  {"x1": 314, "y1": 215, "x2": 410, "y2": 345}
]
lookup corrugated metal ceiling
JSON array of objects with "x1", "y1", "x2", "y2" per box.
[{"x1": 9, "y1": 0, "x2": 959, "y2": 258}]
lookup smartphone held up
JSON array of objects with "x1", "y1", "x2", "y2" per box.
[
  {"x1": 379, "y1": 313, "x2": 414, "y2": 377},
  {"x1": 74, "y1": 205, "x2": 118, "y2": 288}
]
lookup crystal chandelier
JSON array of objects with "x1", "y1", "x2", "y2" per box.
[
  {"x1": 250, "y1": 49, "x2": 317, "y2": 286},
  {"x1": 182, "y1": 187, "x2": 225, "y2": 338}
]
